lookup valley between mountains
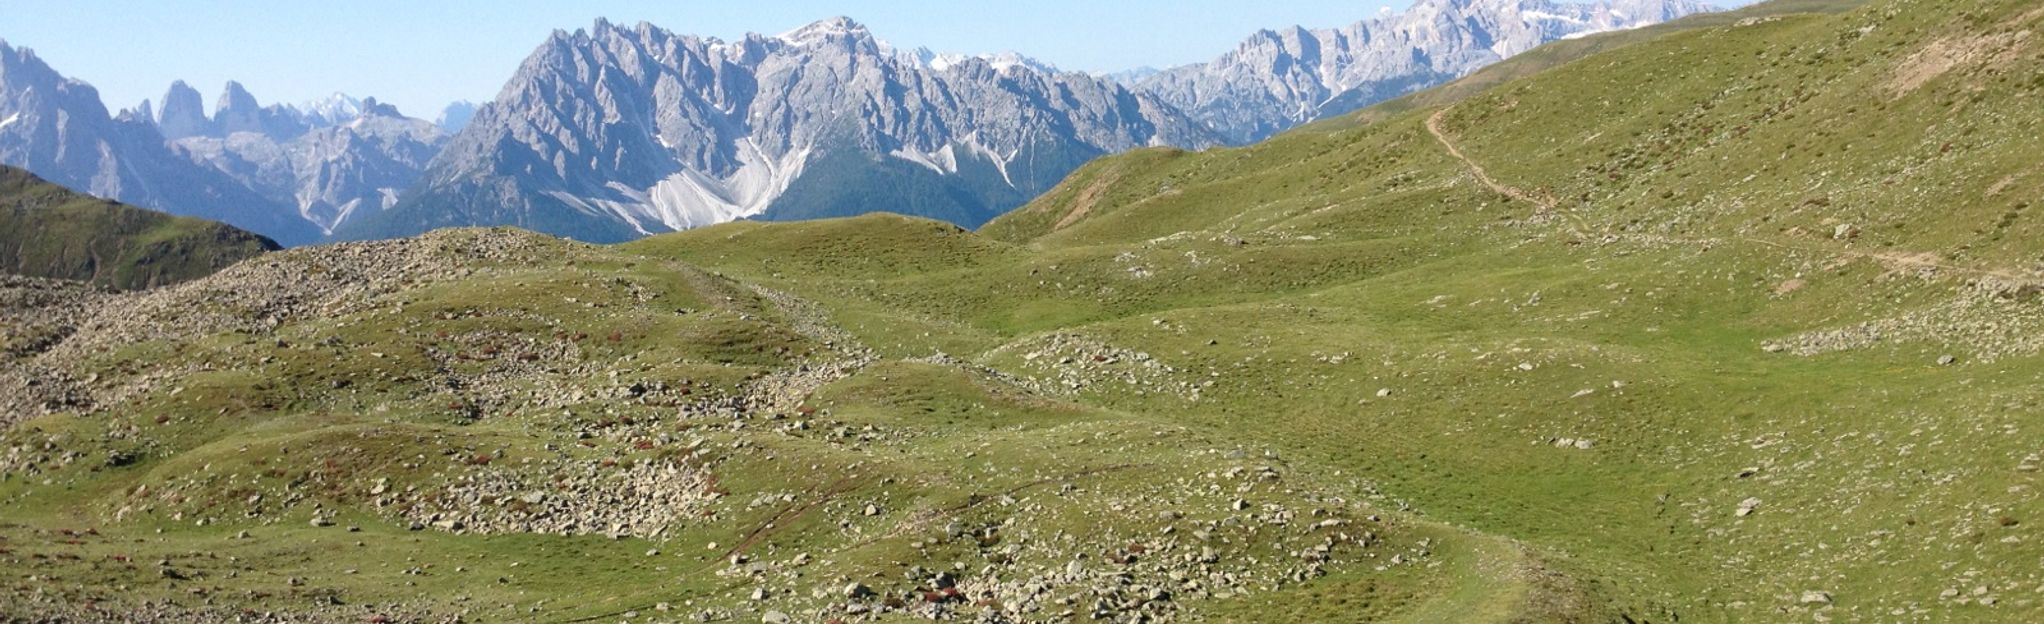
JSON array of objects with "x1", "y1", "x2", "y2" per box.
[{"x1": 4, "y1": 0, "x2": 2044, "y2": 622}]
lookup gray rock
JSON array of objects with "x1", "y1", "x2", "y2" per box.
[
  {"x1": 844, "y1": 582, "x2": 874, "y2": 599},
  {"x1": 1736, "y1": 497, "x2": 1763, "y2": 517}
]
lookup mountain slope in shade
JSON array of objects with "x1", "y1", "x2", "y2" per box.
[
  {"x1": 0, "y1": 164, "x2": 276, "y2": 290},
  {"x1": 342, "y1": 17, "x2": 1216, "y2": 243},
  {"x1": 1135, "y1": 0, "x2": 1717, "y2": 144},
  {"x1": 0, "y1": 42, "x2": 320, "y2": 245}
]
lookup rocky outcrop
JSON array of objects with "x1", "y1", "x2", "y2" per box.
[{"x1": 155, "y1": 80, "x2": 212, "y2": 140}]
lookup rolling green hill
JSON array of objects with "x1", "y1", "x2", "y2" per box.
[
  {"x1": 4, "y1": 0, "x2": 2041, "y2": 622},
  {"x1": 0, "y1": 166, "x2": 279, "y2": 290}
]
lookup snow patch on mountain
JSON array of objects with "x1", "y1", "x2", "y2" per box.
[
  {"x1": 300, "y1": 93, "x2": 363, "y2": 125},
  {"x1": 916, "y1": 50, "x2": 1057, "y2": 74},
  {"x1": 891, "y1": 144, "x2": 961, "y2": 175},
  {"x1": 778, "y1": 17, "x2": 868, "y2": 46},
  {"x1": 550, "y1": 140, "x2": 813, "y2": 235}
]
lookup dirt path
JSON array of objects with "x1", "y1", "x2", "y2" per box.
[
  {"x1": 1425, "y1": 109, "x2": 1549, "y2": 212},
  {"x1": 1423, "y1": 107, "x2": 2027, "y2": 281}
]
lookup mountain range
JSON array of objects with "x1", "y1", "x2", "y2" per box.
[
  {"x1": 156, "y1": 81, "x2": 449, "y2": 235},
  {"x1": 0, "y1": 43, "x2": 322, "y2": 245},
  {"x1": 339, "y1": 17, "x2": 1218, "y2": 242},
  {"x1": 1135, "y1": 0, "x2": 1716, "y2": 143},
  {"x1": 0, "y1": 0, "x2": 1714, "y2": 245}
]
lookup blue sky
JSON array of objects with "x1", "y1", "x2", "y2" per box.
[{"x1": 0, "y1": 0, "x2": 1748, "y2": 119}]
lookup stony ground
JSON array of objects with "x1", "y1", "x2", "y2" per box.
[{"x1": 0, "y1": 230, "x2": 1446, "y2": 623}]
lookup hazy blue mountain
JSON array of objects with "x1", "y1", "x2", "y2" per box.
[
  {"x1": 0, "y1": 41, "x2": 319, "y2": 245},
  {"x1": 1135, "y1": 0, "x2": 1716, "y2": 143},
  {"x1": 163, "y1": 83, "x2": 447, "y2": 235}
]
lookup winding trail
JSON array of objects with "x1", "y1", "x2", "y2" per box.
[
  {"x1": 1425, "y1": 109, "x2": 1548, "y2": 212},
  {"x1": 1423, "y1": 107, "x2": 2024, "y2": 281}
]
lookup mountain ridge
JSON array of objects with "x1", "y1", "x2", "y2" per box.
[
  {"x1": 1131, "y1": 0, "x2": 1718, "y2": 144},
  {"x1": 343, "y1": 16, "x2": 1217, "y2": 242},
  {"x1": 0, "y1": 164, "x2": 277, "y2": 290}
]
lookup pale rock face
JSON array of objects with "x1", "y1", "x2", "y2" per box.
[
  {"x1": 370, "y1": 17, "x2": 1219, "y2": 242},
  {"x1": 1135, "y1": 0, "x2": 1715, "y2": 144},
  {"x1": 157, "y1": 80, "x2": 212, "y2": 140}
]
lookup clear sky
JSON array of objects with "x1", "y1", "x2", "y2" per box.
[{"x1": 0, "y1": 0, "x2": 1747, "y2": 119}]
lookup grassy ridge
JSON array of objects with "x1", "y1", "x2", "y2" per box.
[{"x1": 0, "y1": 165, "x2": 278, "y2": 290}]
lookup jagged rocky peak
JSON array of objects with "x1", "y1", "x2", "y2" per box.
[
  {"x1": 120, "y1": 99, "x2": 156, "y2": 126},
  {"x1": 356, "y1": 96, "x2": 403, "y2": 119},
  {"x1": 301, "y1": 92, "x2": 364, "y2": 126},
  {"x1": 0, "y1": 40, "x2": 105, "y2": 113},
  {"x1": 157, "y1": 80, "x2": 212, "y2": 140},
  {"x1": 0, "y1": 39, "x2": 44, "y2": 76},
  {"x1": 213, "y1": 81, "x2": 262, "y2": 133}
]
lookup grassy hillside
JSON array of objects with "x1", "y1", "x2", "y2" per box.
[
  {"x1": 0, "y1": 165, "x2": 279, "y2": 290},
  {"x1": 648, "y1": 0, "x2": 2044, "y2": 620},
  {"x1": 6, "y1": 0, "x2": 2042, "y2": 622}
]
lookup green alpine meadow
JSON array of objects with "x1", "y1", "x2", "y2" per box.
[{"x1": 2, "y1": 0, "x2": 2040, "y2": 621}]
